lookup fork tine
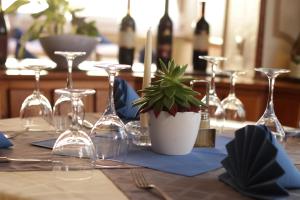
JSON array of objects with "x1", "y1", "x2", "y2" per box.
[
  {"x1": 136, "y1": 169, "x2": 146, "y2": 187},
  {"x1": 131, "y1": 169, "x2": 139, "y2": 187},
  {"x1": 131, "y1": 169, "x2": 146, "y2": 188},
  {"x1": 131, "y1": 169, "x2": 173, "y2": 200},
  {"x1": 139, "y1": 170, "x2": 149, "y2": 187}
]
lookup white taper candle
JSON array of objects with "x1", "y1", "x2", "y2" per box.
[{"x1": 140, "y1": 28, "x2": 152, "y2": 127}]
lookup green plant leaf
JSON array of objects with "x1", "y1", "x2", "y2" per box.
[
  {"x1": 175, "y1": 98, "x2": 190, "y2": 108},
  {"x1": 159, "y1": 59, "x2": 168, "y2": 74},
  {"x1": 174, "y1": 92, "x2": 187, "y2": 102},
  {"x1": 162, "y1": 96, "x2": 174, "y2": 110},
  {"x1": 153, "y1": 101, "x2": 163, "y2": 117},
  {"x1": 168, "y1": 59, "x2": 175, "y2": 74},
  {"x1": 4, "y1": 0, "x2": 29, "y2": 14},
  {"x1": 164, "y1": 87, "x2": 176, "y2": 98},
  {"x1": 132, "y1": 98, "x2": 148, "y2": 107},
  {"x1": 187, "y1": 96, "x2": 204, "y2": 106},
  {"x1": 148, "y1": 93, "x2": 163, "y2": 107},
  {"x1": 18, "y1": 21, "x2": 44, "y2": 58}
]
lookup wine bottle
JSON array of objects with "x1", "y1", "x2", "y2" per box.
[
  {"x1": 193, "y1": 2, "x2": 209, "y2": 72},
  {"x1": 118, "y1": 0, "x2": 135, "y2": 67},
  {"x1": 0, "y1": 0, "x2": 8, "y2": 67},
  {"x1": 156, "y1": 0, "x2": 173, "y2": 70}
]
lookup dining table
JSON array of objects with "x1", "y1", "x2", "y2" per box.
[{"x1": 0, "y1": 114, "x2": 300, "y2": 200}]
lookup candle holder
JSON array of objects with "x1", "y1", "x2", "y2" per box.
[{"x1": 125, "y1": 120, "x2": 151, "y2": 146}]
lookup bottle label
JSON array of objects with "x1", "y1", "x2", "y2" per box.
[
  {"x1": 157, "y1": 44, "x2": 171, "y2": 59},
  {"x1": 163, "y1": 29, "x2": 171, "y2": 36},
  {"x1": 119, "y1": 29, "x2": 135, "y2": 49},
  {"x1": 193, "y1": 31, "x2": 209, "y2": 51}
]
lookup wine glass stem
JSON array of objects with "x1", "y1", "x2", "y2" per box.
[
  {"x1": 70, "y1": 96, "x2": 81, "y2": 131},
  {"x1": 34, "y1": 70, "x2": 40, "y2": 93},
  {"x1": 266, "y1": 76, "x2": 275, "y2": 114},
  {"x1": 66, "y1": 56, "x2": 73, "y2": 89},
  {"x1": 210, "y1": 62, "x2": 216, "y2": 95},
  {"x1": 107, "y1": 71, "x2": 117, "y2": 114},
  {"x1": 229, "y1": 74, "x2": 236, "y2": 96}
]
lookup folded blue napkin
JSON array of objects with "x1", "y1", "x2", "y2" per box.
[
  {"x1": 114, "y1": 78, "x2": 140, "y2": 120},
  {"x1": 219, "y1": 125, "x2": 300, "y2": 199},
  {"x1": 0, "y1": 133, "x2": 13, "y2": 148}
]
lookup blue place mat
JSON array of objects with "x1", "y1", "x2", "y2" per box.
[
  {"x1": 122, "y1": 136, "x2": 230, "y2": 176},
  {"x1": 31, "y1": 136, "x2": 231, "y2": 177}
]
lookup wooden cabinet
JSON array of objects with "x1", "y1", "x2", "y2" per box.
[{"x1": 0, "y1": 70, "x2": 299, "y2": 127}]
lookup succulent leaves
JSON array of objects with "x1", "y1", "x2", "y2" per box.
[{"x1": 133, "y1": 59, "x2": 205, "y2": 117}]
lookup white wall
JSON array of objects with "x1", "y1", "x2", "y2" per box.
[
  {"x1": 223, "y1": 0, "x2": 260, "y2": 77},
  {"x1": 261, "y1": 0, "x2": 300, "y2": 73}
]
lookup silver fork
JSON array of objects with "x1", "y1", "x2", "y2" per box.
[{"x1": 131, "y1": 169, "x2": 172, "y2": 200}]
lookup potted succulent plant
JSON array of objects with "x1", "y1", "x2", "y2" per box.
[
  {"x1": 133, "y1": 60, "x2": 205, "y2": 155},
  {"x1": 18, "y1": 0, "x2": 99, "y2": 68}
]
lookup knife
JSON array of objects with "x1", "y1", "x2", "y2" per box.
[
  {"x1": 0, "y1": 156, "x2": 62, "y2": 164},
  {"x1": 94, "y1": 164, "x2": 142, "y2": 169},
  {"x1": 0, "y1": 157, "x2": 142, "y2": 169}
]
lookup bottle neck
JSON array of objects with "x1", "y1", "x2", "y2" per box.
[
  {"x1": 201, "y1": 2, "x2": 206, "y2": 18},
  {"x1": 127, "y1": 0, "x2": 131, "y2": 15},
  {"x1": 164, "y1": 0, "x2": 169, "y2": 16}
]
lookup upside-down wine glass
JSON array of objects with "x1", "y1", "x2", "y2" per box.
[
  {"x1": 52, "y1": 88, "x2": 96, "y2": 178},
  {"x1": 198, "y1": 56, "x2": 226, "y2": 132},
  {"x1": 53, "y1": 51, "x2": 86, "y2": 133},
  {"x1": 20, "y1": 60, "x2": 53, "y2": 130},
  {"x1": 90, "y1": 63, "x2": 130, "y2": 166},
  {"x1": 221, "y1": 70, "x2": 246, "y2": 129},
  {"x1": 255, "y1": 67, "x2": 290, "y2": 142}
]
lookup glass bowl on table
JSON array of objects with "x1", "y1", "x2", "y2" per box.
[
  {"x1": 52, "y1": 88, "x2": 96, "y2": 179},
  {"x1": 19, "y1": 59, "x2": 55, "y2": 130},
  {"x1": 90, "y1": 63, "x2": 131, "y2": 167}
]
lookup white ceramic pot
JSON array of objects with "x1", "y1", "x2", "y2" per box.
[{"x1": 149, "y1": 111, "x2": 201, "y2": 155}]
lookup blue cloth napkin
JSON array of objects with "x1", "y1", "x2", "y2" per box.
[
  {"x1": 31, "y1": 136, "x2": 230, "y2": 177},
  {"x1": 114, "y1": 78, "x2": 140, "y2": 120},
  {"x1": 219, "y1": 125, "x2": 300, "y2": 199},
  {"x1": 0, "y1": 133, "x2": 13, "y2": 148},
  {"x1": 261, "y1": 126, "x2": 300, "y2": 189}
]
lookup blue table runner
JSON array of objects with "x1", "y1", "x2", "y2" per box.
[{"x1": 32, "y1": 136, "x2": 230, "y2": 176}]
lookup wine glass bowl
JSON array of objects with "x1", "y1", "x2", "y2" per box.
[
  {"x1": 221, "y1": 70, "x2": 246, "y2": 129},
  {"x1": 20, "y1": 63, "x2": 53, "y2": 129},
  {"x1": 53, "y1": 51, "x2": 86, "y2": 132},
  {"x1": 52, "y1": 88, "x2": 96, "y2": 173},
  {"x1": 255, "y1": 67, "x2": 290, "y2": 141},
  {"x1": 90, "y1": 63, "x2": 130, "y2": 163}
]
